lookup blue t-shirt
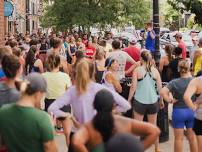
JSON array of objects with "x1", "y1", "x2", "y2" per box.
[{"x1": 145, "y1": 31, "x2": 156, "y2": 52}]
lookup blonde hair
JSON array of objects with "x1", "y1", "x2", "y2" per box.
[
  {"x1": 178, "y1": 59, "x2": 191, "y2": 74},
  {"x1": 141, "y1": 50, "x2": 153, "y2": 72},
  {"x1": 76, "y1": 59, "x2": 90, "y2": 95}
]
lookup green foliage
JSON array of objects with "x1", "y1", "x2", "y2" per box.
[
  {"x1": 167, "y1": 0, "x2": 202, "y2": 25},
  {"x1": 40, "y1": 0, "x2": 151, "y2": 31},
  {"x1": 162, "y1": 3, "x2": 180, "y2": 30}
]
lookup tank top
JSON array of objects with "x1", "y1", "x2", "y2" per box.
[
  {"x1": 95, "y1": 62, "x2": 104, "y2": 84},
  {"x1": 70, "y1": 44, "x2": 76, "y2": 54},
  {"x1": 194, "y1": 48, "x2": 202, "y2": 76},
  {"x1": 134, "y1": 67, "x2": 158, "y2": 104},
  {"x1": 101, "y1": 71, "x2": 116, "y2": 92},
  {"x1": 195, "y1": 78, "x2": 202, "y2": 120},
  {"x1": 161, "y1": 65, "x2": 171, "y2": 82}
]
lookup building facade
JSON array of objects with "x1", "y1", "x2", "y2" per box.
[
  {"x1": 26, "y1": 0, "x2": 42, "y2": 34},
  {"x1": 3, "y1": 0, "x2": 42, "y2": 36}
]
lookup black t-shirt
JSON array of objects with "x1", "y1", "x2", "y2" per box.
[{"x1": 169, "y1": 58, "x2": 182, "y2": 80}]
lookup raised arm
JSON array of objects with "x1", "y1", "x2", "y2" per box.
[{"x1": 131, "y1": 119, "x2": 160, "y2": 150}]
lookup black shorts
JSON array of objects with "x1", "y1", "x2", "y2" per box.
[
  {"x1": 193, "y1": 118, "x2": 202, "y2": 135},
  {"x1": 44, "y1": 98, "x2": 71, "y2": 121},
  {"x1": 133, "y1": 99, "x2": 159, "y2": 115}
]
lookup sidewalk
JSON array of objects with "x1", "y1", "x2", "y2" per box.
[{"x1": 55, "y1": 126, "x2": 190, "y2": 152}]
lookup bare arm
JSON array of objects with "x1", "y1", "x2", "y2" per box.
[
  {"x1": 128, "y1": 69, "x2": 137, "y2": 102},
  {"x1": 105, "y1": 73, "x2": 122, "y2": 93},
  {"x1": 131, "y1": 119, "x2": 160, "y2": 150},
  {"x1": 72, "y1": 127, "x2": 89, "y2": 152},
  {"x1": 38, "y1": 60, "x2": 44, "y2": 73},
  {"x1": 125, "y1": 64, "x2": 136, "y2": 75},
  {"x1": 155, "y1": 69, "x2": 163, "y2": 98},
  {"x1": 160, "y1": 87, "x2": 173, "y2": 103},
  {"x1": 184, "y1": 78, "x2": 198, "y2": 110},
  {"x1": 43, "y1": 140, "x2": 57, "y2": 152}
]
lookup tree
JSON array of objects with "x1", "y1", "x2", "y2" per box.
[
  {"x1": 162, "y1": 2, "x2": 180, "y2": 30},
  {"x1": 41, "y1": 0, "x2": 151, "y2": 31},
  {"x1": 167, "y1": 0, "x2": 202, "y2": 25}
]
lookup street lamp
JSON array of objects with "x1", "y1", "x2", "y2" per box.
[{"x1": 153, "y1": 0, "x2": 160, "y2": 67}]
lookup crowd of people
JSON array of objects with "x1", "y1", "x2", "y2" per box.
[{"x1": 0, "y1": 22, "x2": 202, "y2": 152}]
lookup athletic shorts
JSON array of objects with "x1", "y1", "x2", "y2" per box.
[
  {"x1": 133, "y1": 99, "x2": 159, "y2": 115},
  {"x1": 44, "y1": 98, "x2": 71, "y2": 121},
  {"x1": 193, "y1": 118, "x2": 202, "y2": 135},
  {"x1": 172, "y1": 108, "x2": 194, "y2": 129}
]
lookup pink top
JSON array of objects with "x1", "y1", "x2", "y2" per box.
[{"x1": 178, "y1": 40, "x2": 186, "y2": 59}]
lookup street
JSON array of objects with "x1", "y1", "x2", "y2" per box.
[{"x1": 55, "y1": 125, "x2": 190, "y2": 152}]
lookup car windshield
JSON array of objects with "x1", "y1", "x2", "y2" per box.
[
  {"x1": 182, "y1": 34, "x2": 192, "y2": 42},
  {"x1": 169, "y1": 34, "x2": 176, "y2": 42}
]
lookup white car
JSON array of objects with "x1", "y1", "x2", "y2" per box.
[{"x1": 160, "y1": 32, "x2": 193, "y2": 54}]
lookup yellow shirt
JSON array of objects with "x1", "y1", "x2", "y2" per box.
[
  {"x1": 194, "y1": 48, "x2": 202, "y2": 76},
  {"x1": 42, "y1": 72, "x2": 71, "y2": 99}
]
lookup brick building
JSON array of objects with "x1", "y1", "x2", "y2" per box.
[{"x1": 0, "y1": 0, "x2": 4, "y2": 45}]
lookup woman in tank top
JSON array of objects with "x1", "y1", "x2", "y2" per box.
[
  {"x1": 101, "y1": 57, "x2": 122, "y2": 93},
  {"x1": 159, "y1": 44, "x2": 173, "y2": 82},
  {"x1": 67, "y1": 36, "x2": 77, "y2": 64},
  {"x1": 128, "y1": 50, "x2": 164, "y2": 152},
  {"x1": 94, "y1": 48, "x2": 105, "y2": 83}
]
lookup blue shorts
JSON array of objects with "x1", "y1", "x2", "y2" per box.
[{"x1": 172, "y1": 108, "x2": 195, "y2": 129}]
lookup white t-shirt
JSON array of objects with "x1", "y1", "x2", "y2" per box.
[{"x1": 107, "y1": 50, "x2": 135, "y2": 80}]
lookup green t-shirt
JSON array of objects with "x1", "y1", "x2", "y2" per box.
[{"x1": 0, "y1": 104, "x2": 54, "y2": 152}]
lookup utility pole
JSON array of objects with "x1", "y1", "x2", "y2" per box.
[{"x1": 153, "y1": 0, "x2": 160, "y2": 67}]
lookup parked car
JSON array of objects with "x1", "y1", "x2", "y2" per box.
[{"x1": 160, "y1": 32, "x2": 193, "y2": 55}]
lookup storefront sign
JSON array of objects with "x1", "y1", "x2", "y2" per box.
[{"x1": 4, "y1": 1, "x2": 14, "y2": 17}]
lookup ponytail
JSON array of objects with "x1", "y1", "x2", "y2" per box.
[
  {"x1": 75, "y1": 60, "x2": 90, "y2": 95},
  {"x1": 146, "y1": 58, "x2": 153, "y2": 72},
  {"x1": 141, "y1": 50, "x2": 153, "y2": 72},
  {"x1": 15, "y1": 80, "x2": 30, "y2": 95},
  {"x1": 93, "y1": 89, "x2": 115, "y2": 143},
  {"x1": 93, "y1": 112, "x2": 114, "y2": 143}
]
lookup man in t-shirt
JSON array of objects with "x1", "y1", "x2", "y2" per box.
[
  {"x1": 124, "y1": 38, "x2": 141, "y2": 77},
  {"x1": 174, "y1": 32, "x2": 187, "y2": 59},
  {"x1": 108, "y1": 40, "x2": 136, "y2": 80},
  {"x1": 0, "y1": 73, "x2": 57, "y2": 152},
  {"x1": 145, "y1": 23, "x2": 156, "y2": 56}
]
